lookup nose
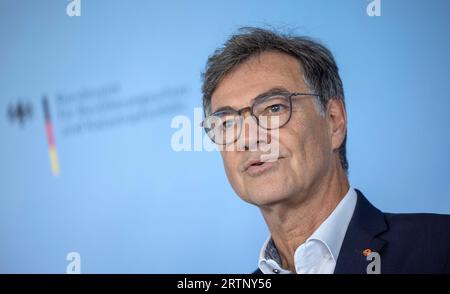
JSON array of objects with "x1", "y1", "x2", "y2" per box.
[{"x1": 238, "y1": 111, "x2": 272, "y2": 151}]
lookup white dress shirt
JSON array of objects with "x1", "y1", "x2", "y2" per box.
[{"x1": 258, "y1": 187, "x2": 357, "y2": 274}]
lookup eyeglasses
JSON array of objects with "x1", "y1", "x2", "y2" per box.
[{"x1": 201, "y1": 92, "x2": 320, "y2": 145}]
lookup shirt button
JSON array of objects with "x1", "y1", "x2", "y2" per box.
[{"x1": 273, "y1": 269, "x2": 280, "y2": 274}]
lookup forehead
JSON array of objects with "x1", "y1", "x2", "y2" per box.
[{"x1": 211, "y1": 51, "x2": 308, "y2": 112}]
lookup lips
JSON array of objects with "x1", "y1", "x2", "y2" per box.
[
  {"x1": 245, "y1": 159, "x2": 266, "y2": 169},
  {"x1": 242, "y1": 156, "x2": 283, "y2": 177}
]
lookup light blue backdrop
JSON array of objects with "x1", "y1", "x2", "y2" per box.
[{"x1": 1, "y1": 0, "x2": 449, "y2": 273}]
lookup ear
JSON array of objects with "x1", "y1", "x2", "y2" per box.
[{"x1": 326, "y1": 99, "x2": 347, "y2": 151}]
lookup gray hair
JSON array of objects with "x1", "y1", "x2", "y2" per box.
[{"x1": 201, "y1": 27, "x2": 348, "y2": 172}]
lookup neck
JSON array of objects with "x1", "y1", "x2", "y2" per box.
[{"x1": 259, "y1": 160, "x2": 349, "y2": 272}]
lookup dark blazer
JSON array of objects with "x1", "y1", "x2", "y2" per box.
[{"x1": 253, "y1": 190, "x2": 450, "y2": 274}]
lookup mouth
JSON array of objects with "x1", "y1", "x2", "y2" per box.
[{"x1": 243, "y1": 156, "x2": 284, "y2": 177}]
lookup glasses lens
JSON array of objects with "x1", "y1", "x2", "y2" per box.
[
  {"x1": 203, "y1": 111, "x2": 241, "y2": 145},
  {"x1": 253, "y1": 95, "x2": 291, "y2": 129}
]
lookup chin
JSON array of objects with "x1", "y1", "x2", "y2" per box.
[{"x1": 243, "y1": 183, "x2": 291, "y2": 207}]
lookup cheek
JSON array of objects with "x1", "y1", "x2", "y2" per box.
[
  {"x1": 281, "y1": 116, "x2": 329, "y2": 169},
  {"x1": 303, "y1": 122, "x2": 332, "y2": 171},
  {"x1": 279, "y1": 128, "x2": 307, "y2": 173}
]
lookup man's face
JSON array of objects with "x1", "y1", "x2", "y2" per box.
[{"x1": 211, "y1": 51, "x2": 340, "y2": 207}]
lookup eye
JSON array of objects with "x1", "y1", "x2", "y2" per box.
[
  {"x1": 222, "y1": 119, "x2": 236, "y2": 129},
  {"x1": 268, "y1": 104, "x2": 286, "y2": 113}
]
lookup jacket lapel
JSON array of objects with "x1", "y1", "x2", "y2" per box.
[{"x1": 334, "y1": 190, "x2": 388, "y2": 274}]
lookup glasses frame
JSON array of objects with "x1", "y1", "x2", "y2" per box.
[{"x1": 201, "y1": 92, "x2": 320, "y2": 145}]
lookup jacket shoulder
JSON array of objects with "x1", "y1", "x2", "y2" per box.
[
  {"x1": 383, "y1": 212, "x2": 450, "y2": 242},
  {"x1": 381, "y1": 212, "x2": 450, "y2": 272},
  {"x1": 383, "y1": 212, "x2": 450, "y2": 231}
]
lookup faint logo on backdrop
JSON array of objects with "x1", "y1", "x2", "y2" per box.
[
  {"x1": 43, "y1": 96, "x2": 61, "y2": 176},
  {"x1": 5, "y1": 83, "x2": 186, "y2": 176},
  {"x1": 56, "y1": 83, "x2": 187, "y2": 137},
  {"x1": 66, "y1": 0, "x2": 81, "y2": 17},
  {"x1": 5, "y1": 99, "x2": 60, "y2": 175},
  {"x1": 367, "y1": 0, "x2": 381, "y2": 17},
  {"x1": 66, "y1": 252, "x2": 81, "y2": 274},
  {"x1": 7, "y1": 101, "x2": 33, "y2": 128}
]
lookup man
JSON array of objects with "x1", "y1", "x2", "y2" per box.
[{"x1": 200, "y1": 27, "x2": 450, "y2": 274}]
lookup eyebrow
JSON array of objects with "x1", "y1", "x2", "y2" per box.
[{"x1": 211, "y1": 86, "x2": 291, "y2": 114}]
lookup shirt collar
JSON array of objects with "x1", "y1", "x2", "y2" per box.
[
  {"x1": 306, "y1": 187, "x2": 357, "y2": 262},
  {"x1": 258, "y1": 187, "x2": 357, "y2": 273},
  {"x1": 258, "y1": 237, "x2": 291, "y2": 274}
]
